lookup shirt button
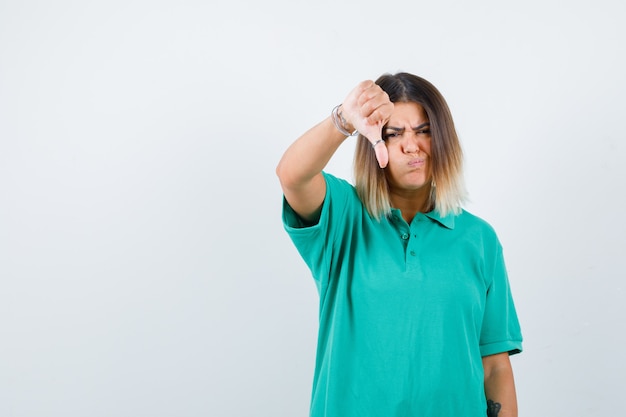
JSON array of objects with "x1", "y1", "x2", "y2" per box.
[
  {"x1": 401, "y1": 233, "x2": 409, "y2": 240},
  {"x1": 409, "y1": 250, "x2": 416, "y2": 256}
]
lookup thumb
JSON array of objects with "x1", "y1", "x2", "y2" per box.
[
  {"x1": 359, "y1": 121, "x2": 388, "y2": 168},
  {"x1": 372, "y1": 139, "x2": 388, "y2": 169}
]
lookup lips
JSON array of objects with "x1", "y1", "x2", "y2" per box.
[{"x1": 408, "y1": 158, "x2": 425, "y2": 167}]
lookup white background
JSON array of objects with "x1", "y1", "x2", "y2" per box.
[{"x1": 1, "y1": 0, "x2": 625, "y2": 416}]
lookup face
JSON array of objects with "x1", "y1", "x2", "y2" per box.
[{"x1": 383, "y1": 101, "x2": 432, "y2": 193}]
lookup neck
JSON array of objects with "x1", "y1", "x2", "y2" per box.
[{"x1": 389, "y1": 185, "x2": 433, "y2": 224}]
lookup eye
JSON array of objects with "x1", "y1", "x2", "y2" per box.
[{"x1": 383, "y1": 132, "x2": 400, "y2": 140}]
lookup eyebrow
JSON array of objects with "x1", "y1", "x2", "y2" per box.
[{"x1": 384, "y1": 122, "x2": 431, "y2": 132}]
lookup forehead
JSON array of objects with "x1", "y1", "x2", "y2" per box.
[{"x1": 387, "y1": 102, "x2": 428, "y2": 126}]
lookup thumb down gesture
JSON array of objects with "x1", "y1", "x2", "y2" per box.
[{"x1": 340, "y1": 80, "x2": 394, "y2": 168}]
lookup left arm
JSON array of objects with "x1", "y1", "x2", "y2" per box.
[{"x1": 483, "y1": 352, "x2": 518, "y2": 417}]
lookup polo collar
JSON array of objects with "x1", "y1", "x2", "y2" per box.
[
  {"x1": 389, "y1": 208, "x2": 457, "y2": 229},
  {"x1": 425, "y1": 210, "x2": 456, "y2": 229}
]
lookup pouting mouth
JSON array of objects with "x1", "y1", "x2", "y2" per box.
[{"x1": 408, "y1": 158, "x2": 425, "y2": 167}]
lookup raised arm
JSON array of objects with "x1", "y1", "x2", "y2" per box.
[
  {"x1": 275, "y1": 80, "x2": 393, "y2": 222},
  {"x1": 275, "y1": 116, "x2": 347, "y2": 222}
]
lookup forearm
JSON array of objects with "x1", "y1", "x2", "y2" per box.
[
  {"x1": 483, "y1": 354, "x2": 518, "y2": 417},
  {"x1": 276, "y1": 81, "x2": 389, "y2": 220},
  {"x1": 276, "y1": 116, "x2": 348, "y2": 188}
]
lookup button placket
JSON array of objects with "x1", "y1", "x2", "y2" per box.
[{"x1": 407, "y1": 221, "x2": 420, "y2": 260}]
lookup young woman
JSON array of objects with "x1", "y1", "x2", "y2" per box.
[{"x1": 276, "y1": 72, "x2": 523, "y2": 417}]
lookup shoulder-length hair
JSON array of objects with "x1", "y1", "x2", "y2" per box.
[{"x1": 354, "y1": 72, "x2": 467, "y2": 220}]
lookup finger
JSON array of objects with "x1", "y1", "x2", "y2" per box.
[
  {"x1": 342, "y1": 80, "x2": 376, "y2": 125},
  {"x1": 373, "y1": 141, "x2": 388, "y2": 168},
  {"x1": 365, "y1": 101, "x2": 394, "y2": 125},
  {"x1": 353, "y1": 81, "x2": 376, "y2": 104},
  {"x1": 357, "y1": 84, "x2": 385, "y2": 109},
  {"x1": 360, "y1": 120, "x2": 389, "y2": 168}
]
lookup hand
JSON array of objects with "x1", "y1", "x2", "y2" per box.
[{"x1": 341, "y1": 80, "x2": 394, "y2": 168}]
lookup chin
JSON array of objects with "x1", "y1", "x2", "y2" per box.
[
  {"x1": 407, "y1": 176, "x2": 430, "y2": 187},
  {"x1": 410, "y1": 184, "x2": 430, "y2": 191},
  {"x1": 401, "y1": 180, "x2": 429, "y2": 191}
]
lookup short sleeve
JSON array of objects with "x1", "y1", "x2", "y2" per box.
[
  {"x1": 479, "y1": 242, "x2": 523, "y2": 357},
  {"x1": 281, "y1": 172, "x2": 354, "y2": 292}
]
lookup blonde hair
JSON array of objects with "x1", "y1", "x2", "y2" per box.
[{"x1": 354, "y1": 73, "x2": 467, "y2": 220}]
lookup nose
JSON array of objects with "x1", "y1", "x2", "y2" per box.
[{"x1": 402, "y1": 132, "x2": 422, "y2": 154}]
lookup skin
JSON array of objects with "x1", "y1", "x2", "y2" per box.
[
  {"x1": 341, "y1": 80, "x2": 392, "y2": 168},
  {"x1": 382, "y1": 101, "x2": 433, "y2": 223},
  {"x1": 276, "y1": 80, "x2": 518, "y2": 416},
  {"x1": 483, "y1": 352, "x2": 518, "y2": 417},
  {"x1": 276, "y1": 80, "x2": 393, "y2": 222}
]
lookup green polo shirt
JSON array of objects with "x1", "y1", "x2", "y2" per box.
[{"x1": 282, "y1": 172, "x2": 522, "y2": 417}]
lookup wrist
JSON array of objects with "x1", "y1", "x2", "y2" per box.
[{"x1": 331, "y1": 104, "x2": 358, "y2": 136}]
